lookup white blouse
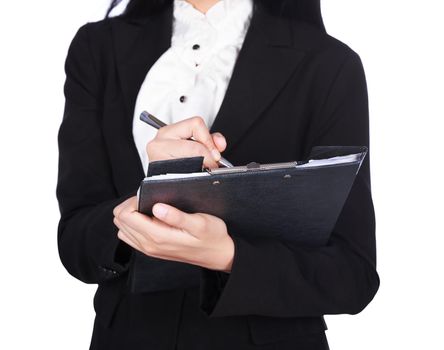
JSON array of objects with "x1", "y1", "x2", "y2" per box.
[{"x1": 132, "y1": 0, "x2": 253, "y2": 174}]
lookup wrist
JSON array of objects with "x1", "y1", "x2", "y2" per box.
[{"x1": 212, "y1": 236, "x2": 235, "y2": 272}]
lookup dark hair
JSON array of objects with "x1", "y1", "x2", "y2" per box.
[{"x1": 106, "y1": 0, "x2": 325, "y2": 30}]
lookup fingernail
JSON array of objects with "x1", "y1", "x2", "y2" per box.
[
  {"x1": 212, "y1": 149, "x2": 221, "y2": 161},
  {"x1": 153, "y1": 204, "x2": 168, "y2": 218}
]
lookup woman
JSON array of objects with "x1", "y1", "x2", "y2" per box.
[{"x1": 56, "y1": 0, "x2": 380, "y2": 349}]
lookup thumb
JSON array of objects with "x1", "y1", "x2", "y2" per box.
[
  {"x1": 152, "y1": 203, "x2": 203, "y2": 236},
  {"x1": 212, "y1": 132, "x2": 227, "y2": 152}
]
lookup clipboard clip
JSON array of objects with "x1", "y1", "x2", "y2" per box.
[
  {"x1": 246, "y1": 162, "x2": 261, "y2": 170},
  {"x1": 207, "y1": 161, "x2": 299, "y2": 175}
]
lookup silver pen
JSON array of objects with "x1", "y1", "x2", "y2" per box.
[{"x1": 139, "y1": 111, "x2": 234, "y2": 168}]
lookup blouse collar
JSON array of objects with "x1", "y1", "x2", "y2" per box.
[{"x1": 174, "y1": 0, "x2": 253, "y2": 29}]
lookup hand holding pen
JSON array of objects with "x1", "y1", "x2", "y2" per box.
[{"x1": 140, "y1": 111, "x2": 234, "y2": 169}]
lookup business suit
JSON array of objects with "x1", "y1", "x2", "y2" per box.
[{"x1": 57, "y1": 2, "x2": 379, "y2": 349}]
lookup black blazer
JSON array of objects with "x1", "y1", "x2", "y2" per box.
[{"x1": 57, "y1": 3, "x2": 379, "y2": 349}]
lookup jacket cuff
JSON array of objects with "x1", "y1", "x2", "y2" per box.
[
  {"x1": 199, "y1": 234, "x2": 254, "y2": 317},
  {"x1": 93, "y1": 191, "x2": 137, "y2": 279}
]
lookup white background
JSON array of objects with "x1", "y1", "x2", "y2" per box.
[{"x1": 1, "y1": 0, "x2": 443, "y2": 349}]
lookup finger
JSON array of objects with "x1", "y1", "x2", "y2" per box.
[
  {"x1": 115, "y1": 198, "x2": 140, "y2": 224},
  {"x1": 117, "y1": 210, "x2": 193, "y2": 243},
  {"x1": 152, "y1": 203, "x2": 206, "y2": 238},
  {"x1": 114, "y1": 213, "x2": 150, "y2": 246},
  {"x1": 116, "y1": 211, "x2": 176, "y2": 246},
  {"x1": 113, "y1": 202, "x2": 126, "y2": 218},
  {"x1": 117, "y1": 213, "x2": 198, "y2": 257},
  {"x1": 158, "y1": 117, "x2": 221, "y2": 161},
  {"x1": 188, "y1": 117, "x2": 221, "y2": 161},
  {"x1": 113, "y1": 196, "x2": 138, "y2": 217},
  {"x1": 117, "y1": 229, "x2": 141, "y2": 251},
  {"x1": 212, "y1": 132, "x2": 227, "y2": 153},
  {"x1": 114, "y1": 217, "x2": 141, "y2": 246}
]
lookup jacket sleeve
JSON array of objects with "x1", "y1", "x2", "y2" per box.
[
  {"x1": 56, "y1": 24, "x2": 134, "y2": 284},
  {"x1": 199, "y1": 51, "x2": 380, "y2": 318}
]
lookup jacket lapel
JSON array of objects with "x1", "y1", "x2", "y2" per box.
[
  {"x1": 112, "y1": 7, "x2": 173, "y2": 122},
  {"x1": 209, "y1": 7, "x2": 306, "y2": 154},
  {"x1": 108, "y1": 5, "x2": 174, "y2": 189}
]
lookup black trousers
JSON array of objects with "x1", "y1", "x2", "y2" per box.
[{"x1": 89, "y1": 288, "x2": 330, "y2": 350}]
